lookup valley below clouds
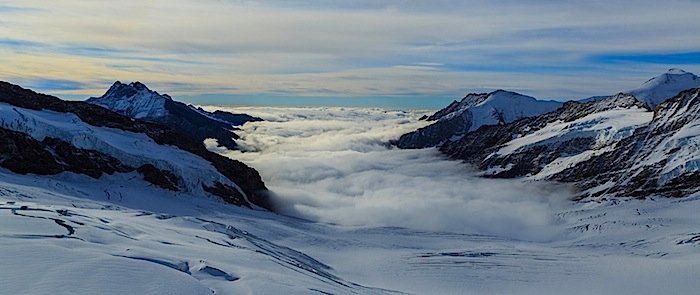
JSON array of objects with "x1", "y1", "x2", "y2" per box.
[
  {"x1": 194, "y1": 106, "x2": 700, "y2": 294},
  {"x1": 207, "y1": 106, "x2": 574, "y2": 241},
  {"x1": 197, "y1": 106, "x2": 700, "y2": 294}
]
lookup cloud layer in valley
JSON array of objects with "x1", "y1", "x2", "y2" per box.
[{"x1": 206, "y1": 106, "x2": 575, "y2": 241}]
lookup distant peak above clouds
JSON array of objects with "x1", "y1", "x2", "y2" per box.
[
  {"x1": 628, "y1": 69, "x2": 700, "y2": 108},
  {"x1": 87, "y1": 81, "x2": 262, "y2": 150},
  {"x1": 395, "y1": 89, "x2": 562, "y2": 149},
  {"x1": 89, "y1": 81, "x2": 172, "y2": 120}
]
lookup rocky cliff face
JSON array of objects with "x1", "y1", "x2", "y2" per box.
[
  {"x1": 440, "y1": 94, "x2": 650, "y2": 179},
  {"x1": 87, "y1": 81, "x2": 262, "y2": 150},
  {"x1": 554, "y1": 88, "x2": 700, "y2": 199},
  {"x1": 397, "y1": 70, "x2": 700, "y2": 200},
  {"x1": 0, "y1": 81, "x2": 270, "y2": 209},
  {"x1": 438, "y1": 88, "x2": 700, "y2": 200},
  {"x1": 395, "y1": 90, "x2": 562, "y2": 149}
]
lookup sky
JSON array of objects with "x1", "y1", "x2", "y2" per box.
[{"x1": 0, "y1": 0, "x2": 699, "y2": 108}]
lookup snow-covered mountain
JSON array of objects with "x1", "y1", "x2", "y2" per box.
[
  {"x1": 627, "y1": 69, "x2": 700, "y2": 109},
  {"x1": 395, "y1": 90, "x2": 562, "y2": 148},
  {"x1": 440, "y1": 93, "x2": 651, "y2": 180},
  {"x1": 3, "y1": 102, "x2": 700, "y2": 294},
  {"x1": 397, "y1": 69, "x2": 700, "y2": 199},
  {"x1": 0, "y1": 81, "x2": 270, "y2": 209},
  {"x1": 555, "y1": 87, "x2": 700, "y2": 199},
  {"x1": 437, "y1": 86, "x2": 700, "y2": 200},
  {"x1": 87, "y1": 81, "x2": 262, "y2": 149}
]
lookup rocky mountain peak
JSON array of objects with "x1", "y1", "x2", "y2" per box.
[
  {"x1": 102, "y1": 81, "x2": 170, "y2": 101},
  {"x1": 87, "y1": 81, "x2": 262, "y2": 150},
  {"x1": 88, "y1": 81, "x2": 173, "y2": 120},
  {"x1": 667, "y1": 68, "x2": 688, "y2": 75}
]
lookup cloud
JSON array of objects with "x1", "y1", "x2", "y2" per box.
[
  {"x1": 23, "y1": 78, "x2": 85, "y2": 91},
  {"x1": 590, "y1": 51, "x2": 700, "y2": 65},
  {"x1": 206, "y1": 106, "x2": 574, "y2": 241},
  {"x1": 0, "y1": 0, "x2": 700, "y2": 99},
  {"x1": 1, "y1": 0, "x2": 699, "y2": 100}
]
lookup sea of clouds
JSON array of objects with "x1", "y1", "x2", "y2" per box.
[{"x1": 205, "y1": 106, "x2": 574, "y2": 241}]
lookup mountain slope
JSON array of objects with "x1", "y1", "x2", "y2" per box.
[
  {"x1": 554, "y1": 87, "x2": 700, "y2": 199},
  {"x1": 437, "y1": 87, "x2": 700, "y2": 200},
  {"x1": 440, "y1": 94, "x2": 651, "y2": 180},
  {"x1": 396, "y1": 90, "x2": 562, "y2": 149},
  {"x1": 627, "y1": 69, "x2": 700, "y2": 109},
  {"x1": 0, "y1": 81, "x2": 270, "y2": 209},
  {"x1": 87, "y1": 82, "x2": 262, "y2": 150}
]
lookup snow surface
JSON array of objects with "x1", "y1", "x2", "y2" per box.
[
  {"x1": 0, "y1": 102, "x2": 242, "y2": 196},
  {"x1": 2, "y1": 106, "x2": 700, "y2": 294},
  {"x1": 494, "y1": 106, "x2": 653, "y2": 179},
  {"x1": 627, "y1": 69, "x2": 700, "y2": 108},
  {"x1": 440, "y1": 90, "x2": 562, "y2": 132},
  {"x1": 626, "y1": 90, "x2": 700, "y2": 186}
]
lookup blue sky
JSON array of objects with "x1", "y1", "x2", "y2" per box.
[{"x1": 0, "y1": 0, "x2": 699, "y2": 108}]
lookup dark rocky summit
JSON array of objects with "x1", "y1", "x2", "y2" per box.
[{"x1": 87, "y1": 81, "x2": 262, "y2": 150}]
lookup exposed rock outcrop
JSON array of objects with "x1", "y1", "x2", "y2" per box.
[
  {"x1": 87, "y1": 81, "x2": 262, "y2": 150},
  {"x1": 0, "y1": 81, "x2": 270, "y2": 209}
]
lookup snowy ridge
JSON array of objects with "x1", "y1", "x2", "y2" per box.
[
  {"x1": 496, "y1": 94, "x2": 652, "y2": 179},
  {"x1": 0, "y1": 103, "x2": 233, "y2": 195},
  {"x1": 547, "y1": 88, "x2": 700, "y2": 199},
  {"x1": 440, "y1": 93, "x2": 652, "y2": 180},
  {"x1": 439, "y1": 90, "x2": 562, "y2": 127},
  {"x1": 409, "y1": 70, "x2": 700, "y2": 199},
  {"x1": 439, "y1": 87, "x2": 700, "y2": 199},
  {"x1": 0, "y1": 81, "x2": 270, "y2": 208},
  {"x1": 87, "y1": 81, "x2": 262, "y2": 150},
  {"x1": 396, "y1": 90, "x2": 562, "y2": 149},
  {"x1": 627, "y1": 68, "x2": 700, "y2": 109}
]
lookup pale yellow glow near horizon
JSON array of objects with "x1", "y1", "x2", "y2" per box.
[{"x1": 0, "y1": 0, "x2": 699, "y2": 100}]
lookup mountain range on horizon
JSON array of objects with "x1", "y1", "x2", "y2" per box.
[
  {"x1": 1, "y1": 68, "x2": 698, "y2": 206},
  {"x1": 397, "y1": 68, "x2": 700, "y2": 200}
]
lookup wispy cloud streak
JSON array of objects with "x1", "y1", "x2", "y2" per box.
[{"x1": 0, "y1": 0, "x2": 698, "y2": 101}]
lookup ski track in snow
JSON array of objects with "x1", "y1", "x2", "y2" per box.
[{"x1": 1, "y1": 106, "x2": 699, "y2": 294}]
